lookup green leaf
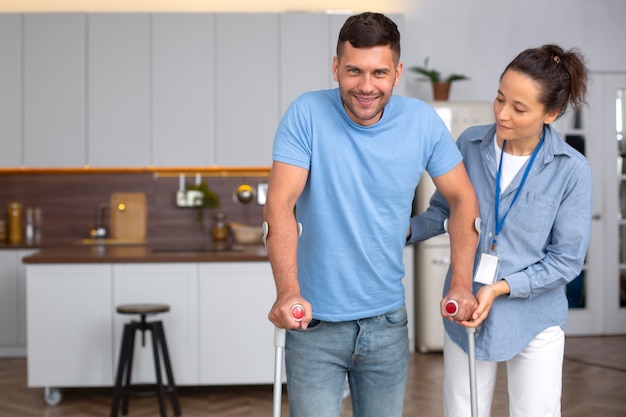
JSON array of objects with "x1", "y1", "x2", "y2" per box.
[{"x1": 408, "y1": 57, "x2": 468, "y2": 84}]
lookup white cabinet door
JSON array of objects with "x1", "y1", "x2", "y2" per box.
[
  {"x1": 214, "y1": 14, "x2": 279, "y2": 167},
  {"x1": 198, "y1": 262, "x2": 276, "y2": 384},
  {"x1": 152, "y1": 14, "x2": 217, "y2": 167},
  {"x1": 279, "y1": 13, "x2": 332, "y2": 115},
  {"x1": 88, "y1": 14, "x2": 151, "y2": 167},
  {"x1": 0, "y1": 251, "x2": 19, "y2": 351},
  {"x1": 0, "y1": 249, "x2": 37, "y2": 357},
  {"x1": 16, "y1": 250, "x2": 37, "y2": 349},
  {"x1": 0, "y1": 14, "x2": 21, "y2": 167},
  {"x1": 26, "y1": 264, "x2": 113, "y2": 387},
  {"x1": 112, "y1": 263, "x2": 199, "y2": 385},
  {"x1": 23, "y1": 14, "x2": 86, "y2": 167}
]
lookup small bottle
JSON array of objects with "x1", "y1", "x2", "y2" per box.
[
  {"x1": 8, "y1": 202, "x2": 23, "y2": 244},
  {"x1": 25, "y1": 207, "x2": 34, "y2": 244},
  {"x1": 211, "y1": 212, "x2": 229, "y2": 243},
  {"x1": 0, "y1": 219, "x2": 6, "y2": 242},
  {"x1": 34, "y1": 207, "x2": 42, "y2": 244}
]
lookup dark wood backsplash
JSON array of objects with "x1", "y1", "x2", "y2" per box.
[{"x1": 0, "y1": 171, "x2": 267, "y2": 246}]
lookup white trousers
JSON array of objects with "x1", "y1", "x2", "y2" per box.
[{"x1": 443, "y1": 326, "x2": 564, "y2": 417}]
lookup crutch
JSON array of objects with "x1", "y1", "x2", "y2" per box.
[
  {"x1": 445, "y1": 300, "x2": 478, "y2": 417},
  {"x1": 273, "y1": 304, "x2": 305, "y2": 417},
  {"x1": 265, "y1": 221, "x2": 304, "y2": 417}
]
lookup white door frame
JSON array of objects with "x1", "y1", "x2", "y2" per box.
[{"x1": 567, "y1": 72, "x2": 626, "y2": 335}]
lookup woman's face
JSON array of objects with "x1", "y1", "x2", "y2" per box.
[{"x1": 493, "y1": 69, "x2": 558, "y2": 149}]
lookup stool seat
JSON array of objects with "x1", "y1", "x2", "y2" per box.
[
  {"x1": 110, "y1": 303, "x2": 180, "y2": 417},
  {"x1": 117, "y1": 303, "x2": 170, "y2": 315}
]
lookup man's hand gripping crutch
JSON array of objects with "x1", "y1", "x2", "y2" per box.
[{"x1": 263, "y1": 221, "x2": 309, "y2": 417}]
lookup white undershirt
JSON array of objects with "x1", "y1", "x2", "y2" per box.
[{"x1": 493, "y1": 135, "x2": 530, "y2": 192}]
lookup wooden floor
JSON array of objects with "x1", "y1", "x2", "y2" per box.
[{"x1": 0, "y1": 336, "x2": 624, "y2": 417}]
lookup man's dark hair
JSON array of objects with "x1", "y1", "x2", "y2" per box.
[{"x1": 337, "y1": 12, "x2": 401, "y2": 63}]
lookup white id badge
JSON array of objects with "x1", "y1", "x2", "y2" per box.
[{"x1": 474, "y1": 252, "x2": 500, "y2": 285}]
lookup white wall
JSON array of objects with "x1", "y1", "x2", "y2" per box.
[{"x1": 402, "y1": 0, "x2": 626, "y2": 102}]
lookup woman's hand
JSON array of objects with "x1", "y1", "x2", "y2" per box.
[{"x1": 459, "y1": 280, "x2": 509, "y2": 328}]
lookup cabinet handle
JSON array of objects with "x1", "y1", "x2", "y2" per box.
[{"x1": 432, "y1": 257, "x2": 451, "y2": 265}]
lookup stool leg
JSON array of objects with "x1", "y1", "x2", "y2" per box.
[
  {"x1": 121, "y1": 322, "x2": 138, "y2": 415},
  {"x1": 111, "y1": 323, "x2": 134, "y2": 417},
  {"x1": 150, "y1": 322, "x2": 168, "y2": 417},
  {"x1": 156, "y1": 321, "x2": 181, "y2": 416}
]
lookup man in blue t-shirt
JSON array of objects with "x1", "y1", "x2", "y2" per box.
[{"x1": 263, "y1": 12, "x2": 479, "y2": 417}]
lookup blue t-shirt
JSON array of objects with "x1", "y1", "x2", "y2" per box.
[{"x1": 273, "y1": 88, "x2": 461, "y2": 321}]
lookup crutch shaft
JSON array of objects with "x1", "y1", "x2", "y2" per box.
[
  {"x1": 273, "y1": 327, "x2": 286, "y2": 417},
  {"x1": 466, "y1": 326, "x2": 478, "y2": 417}
]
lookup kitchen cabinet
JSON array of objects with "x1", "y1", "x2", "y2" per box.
[
  {"x1": 0, "y1": 14, "x2": 21, "y2": 167},
  {"x1": 87, "y1": 14, "x2": 151, "y2": 167},
  {"x1": 151, "y1": 14, "x2": 217, "y2": 167},
  {"x1": 24, "y1": 246, "x2": 414, "y2": 397},
  {"x1": 0, "y1": 249, "x2": 36, "y2": 357},
  {"x1": 23, "y1": 14, "x2": 86, "y2": 167},
  {"x1": 112, "y1": 263, "x2": 199, "y2": 385},
  {"x1": 279, "y1": 13, "x2": 333, "y2": 115},
  {"x1": 214, "y1": 14, "x2": 279, "y2": 167},
  {"x1": 198, "y1": 262, "x2": 276, "y2": 384},
  {"x1": 4, "y1": 12, "x2": 404, "y2": 168},
  {"x1": 26, "y1": 264, "x2": 114, "y2": 387}
]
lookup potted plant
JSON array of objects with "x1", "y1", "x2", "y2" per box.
[
  {"x1": 409, "y1": 57, "x2": 469, "y2": 101},
  {"x1": 185, "y1": 180, "x2": 219, "y2": 229}
]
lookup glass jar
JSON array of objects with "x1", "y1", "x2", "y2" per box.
[
  {"x1": 211, "y1": 211, "x2": 229, "y2": 243},
  {"x1": 8, "y1": 202, "x2": 23, "y2": 244}
]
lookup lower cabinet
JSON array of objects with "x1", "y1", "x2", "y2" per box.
[
  {"x1": 112, "y1": 264, "x2": 199, "y2": 385},
  {"x1": 25, "y1": 261, "x2": 273, "y2": 389},
  {"x1": 0, "y1": 249, "x2": 37, "y2": 357},
  {"x1": 26, "y1": 264, "x2": 113, "y2": 387},
  {"x1": 25, "y1": 249, "x2": 414, "y2": 390},
  {"x1": 198, "y1": 262, "x2": 276, "y2": 384}
]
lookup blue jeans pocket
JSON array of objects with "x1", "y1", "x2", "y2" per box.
[{"x1": 384, "y1": 305, "x2": 408, "y2": 328}]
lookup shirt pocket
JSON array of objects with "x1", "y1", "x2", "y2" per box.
[{"x1": 509, "y1": 191, "x2": 559, "y2": 233}]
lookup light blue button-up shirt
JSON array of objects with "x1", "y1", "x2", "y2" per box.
[{"x1": 408, "y1": 123, "x2": 592, "y2": 361}]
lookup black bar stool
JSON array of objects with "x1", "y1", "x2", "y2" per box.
[{"x1": 110, "y1": 303, "x2": 181, "y2": 417}]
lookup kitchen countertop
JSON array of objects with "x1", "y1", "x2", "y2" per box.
[{"x1": 22, "y1": 243, "x2": 268, "y2": 264}]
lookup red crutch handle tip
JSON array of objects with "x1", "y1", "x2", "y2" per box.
[
  {"x1": 291, "y1": 304, "x2": 305, "y2": 321},
  {"x1": 445, "y1": 300, "x2": 459, "y2": 316}
]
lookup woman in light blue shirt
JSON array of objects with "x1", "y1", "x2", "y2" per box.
[{"x1": 409, "y1": 44, "x2": 592, "y2": 416}]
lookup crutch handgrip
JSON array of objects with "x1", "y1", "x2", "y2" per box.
[
  {"x1": 445, "y1": 299, "x2": 459, "y2": 317},
  {"x1": 291, "y1": 304, "x2": 305, "y2": 321}
]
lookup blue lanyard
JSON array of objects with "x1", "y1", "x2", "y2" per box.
[{"x1": 491, "y1": 132, "x2": 545, "y2": 250}]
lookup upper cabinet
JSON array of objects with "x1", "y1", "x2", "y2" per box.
[
  {"x1": 2, "y1": 12, "x2": 402, "y2": 168},
  {"x1": 279, "y1": 13, "x2": 332, "y2": 115},
  {"x1": 0, "y1": 14, "x2": 21, "y2": 167},
  {"x1": 87, "y1": 14, "x2": 151, "y2": 167},
  {"x1": 152, "y1": 14, "x2": 217, "y2": 167},
  {"x1": 214, "y1": 14, "x2": 279, "y2": 167},
  {"x1": 23, "y1": 14, "x2": 86, "y2": 167}
]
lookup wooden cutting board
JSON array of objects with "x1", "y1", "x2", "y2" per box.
[{"x1": 109, "y1": 192, "x2": 147, "y2": 242}]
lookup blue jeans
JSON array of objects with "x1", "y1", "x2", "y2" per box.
[{"x1": 285, "y1": 306, "x2": 409, "y2": 417}]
